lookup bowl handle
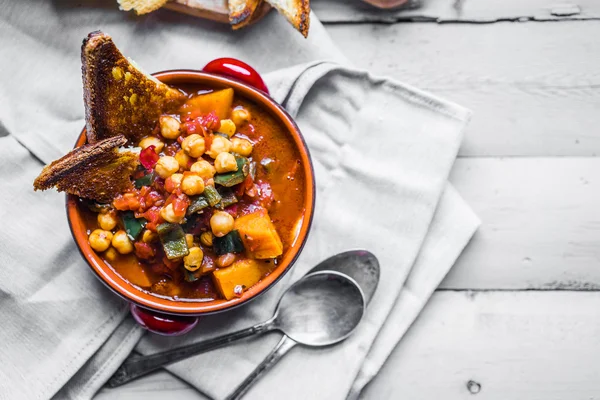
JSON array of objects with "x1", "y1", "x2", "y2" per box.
[
  {"x1": 203, "y1": 58, "x2": 269, "y2": 94},
  {"x1": 130, "y1": 304, "x2": 198, "y2": 336}
]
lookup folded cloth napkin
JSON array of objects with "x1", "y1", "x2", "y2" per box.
[{"x1": 0, "y1": 2, "x2": 479, "y2": 399}]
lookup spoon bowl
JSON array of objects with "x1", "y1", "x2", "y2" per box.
[{"x1": 274, "y1": 271, "x2": 365, "y2": 346}]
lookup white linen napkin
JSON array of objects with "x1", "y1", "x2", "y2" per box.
[{"x1": 0, "y1": 2, "x2": 479, "y2": 399}]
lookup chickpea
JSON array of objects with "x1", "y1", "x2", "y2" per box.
[
  {"x1": 185, "y1": 234, "x2": 195, "y2": 249},
  {"x1": 206, "y1": 136, "x2": 232, "y2": 159},
  {"x1": 160, "y1": 203, "x2": 184, "y2": 224},
  {"x1": 104, "y1": 247, "x2": 118, "y2": 262},
  {"x1": 181, "y1": 174, "x2": 205, "y2": 196},
  {"x1": 139, "y1": 136, "x2": 164, "y2": 153},
  {"x1": 214, "y1": 152, "x2": 238, "y2": 174},
  {"x1": 183, "y1": 247, "x2": 204, "y2": 271},
  {"x1": 142, "y1": 229, "x2": 157, "y2": 243},
  {"x1": 210, "y1": 211, "x2": 234, "y2": 237},
  {"x1": 217, "y1": 253, "x2": 236, "y2": 268},
  {"x1": 160, "y1": 115, "x2": 181, "y2": 139},
  {"x1": 112, "y1": 230, "x2": 133, "y2": 254},
  {"x1": 89, "y1": 229, "x2": 113, "y2": 252},
  {"x1": 231, "y1": 107, "x2": 250, "y2": 126},
  {"x1": 219, "y1": 119, "x2": 236, "y2": 137},
  {"x1": 200, "y1": 231, "x2": 213, "y2": 247},
  {"x1": 190, "y1": 160, "x2": 216, "y2": 179},
  {"x1": 231, "y1": 138, "x2": 253, "y2": 157},
  {"x1": 97, "y1": 211, "x2": 117, "y2": 231},
  {"x1": 154, "y1": 156, "x2": 179, "y2": 178},
  {"x1": 182, "y1": 134, "x2": 206, "y2": 158},
  {"x1": 165, "y1": 173, "x2": 183, "y2": 193},
  {"x1": 174, "y1": 150, "x2": 191, "y2": 170}
]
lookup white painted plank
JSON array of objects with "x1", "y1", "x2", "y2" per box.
[
  {"x1": 314, "y1": 0, "x2": 600, "y2": 23},
  {"x1": 362, "y1": 291, "x2": 600, "y2": 400},
  {"x1": 443, "y1": 157, "x2": 600, "y2": 289},
  {"x1": 327, "y1": 22, "x2": 600, "y2": 156}
]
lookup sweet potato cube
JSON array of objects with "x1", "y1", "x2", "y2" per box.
[
  {"x1": 234, "y1": 209, "x2": 283, "y2": 259},
  {"x1": 213, "y1": 259, "x2": 271, "y2": 300},
  {"x1": 179, "y1": 88, "x2": 234, "y2": 120}
]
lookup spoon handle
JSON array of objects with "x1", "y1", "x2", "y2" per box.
[
  {"x1": 107, "y1": 320, "x2": 273, "y2": 388},
  {"x1": 226, "y1": 335, "x2": 297, "y2": 400}
]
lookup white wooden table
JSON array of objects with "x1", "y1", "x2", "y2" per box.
[{"x1": 99, "y1": 1, "x2": 600, "y2": 398}]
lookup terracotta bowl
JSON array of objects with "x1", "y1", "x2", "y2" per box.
[{"x1": 67, "y1": 68, "x2": 315, "y2": 335}]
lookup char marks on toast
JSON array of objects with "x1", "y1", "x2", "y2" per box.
[
  {"x1": 82, "y1": 31, "x2": 187, "y2": 144},
  {"x1": 265, "y1": 0, "x2": 310, "y2": 37},
  {"x1": 33, "y1": 135, "x2": 139, "y2": 203},
  {"x1": 228, "y1": 0, "x2": 263, "y2": 29}
]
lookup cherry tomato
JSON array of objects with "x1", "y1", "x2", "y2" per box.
[{"x1": 203, "y1": 58, "x2": 269, "y2": 94}]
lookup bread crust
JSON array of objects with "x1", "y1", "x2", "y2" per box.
[
  {"x1": 33, "y1": 135, "x2": 139, "y2": 203},
  {"x1": 81, "y1": 31, "x2": 186, "y2": 144},
  {"x1": 265, "y1": 0, "x2": 310, "y2": 37}
]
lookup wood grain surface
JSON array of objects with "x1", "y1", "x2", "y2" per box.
[
  {"x1": 327, "y1": 21, "x2": 600, "y2": 156},
  {"x1": 314, "y1": 0, "x2": 600, "y2": 22}
]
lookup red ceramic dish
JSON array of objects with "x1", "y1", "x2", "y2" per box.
[{"x1": 67, "y1": 68, "x2": 315, "y2": 334}]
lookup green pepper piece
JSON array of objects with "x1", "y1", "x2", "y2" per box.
[
  {"x1": 157, "y1": 223, "x2": 189, "y2": 260},
  {"x1": 213, "y1": 230, "x2": 245, "y2": 255},
  {"x1": 134, "y1": 172, "x2": 154, "y2": 189},
  {"x1": 215, "y1": 187, "x2": 238, "y2": 209},
  {"x1": 121, "y1": 211, "x2": 147, "y2": 241},
  {"x1": 187, "y1": 195, "x2": 210, "y2": 216},
  {"x1": 203, "y1": 186, "x2": 222, "y2": 207},
  {"x1": 214, "y1": 157, "x2": 248, "y2": 187}
]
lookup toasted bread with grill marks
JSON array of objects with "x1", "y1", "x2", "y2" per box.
[
  {"x1": 117, "y1": 0, "x2": 169, "y2": 14},
  {"x1": 33, "y1": 135, "x2": 139, "y2": 203},
  {"x1": 82, "y1": 31, "x2": 187, "y2": 144},
  {"x1": 265, "y1": 0, "x2": 309, "y2": 37},
  {"x1": 228, "y1": 0, "x2": 263, "y2": 29}
]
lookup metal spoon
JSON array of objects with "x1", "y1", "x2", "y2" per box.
[
  {"x1": 107, "y1": 270, "x2": 365, "y2": 388},
  {"x1": 226, "y1": 250, "x2": 379, "y2": 400}
]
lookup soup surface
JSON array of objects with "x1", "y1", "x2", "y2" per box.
[{"x1": 82, "y1": 84, "x2": 305, "y2": 301}]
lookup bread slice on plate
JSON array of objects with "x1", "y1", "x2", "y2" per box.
[
  {"x1": 33, "y1": 135, "x2": 139, "y2": 203},
  {"x1": 117, "y1": 0, "x2": 170, "y2": 14},
  {"x1": 82, "y1": 31, "x2": 187, "y2": 144},
  {"x1": 228, "y1": 0, "x2": 263, "y2": 28},
  {"x1": 264, "y1": 0, "x2": 310, "y2": 37}
]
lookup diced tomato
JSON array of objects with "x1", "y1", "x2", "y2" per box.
[
  {"x1": 141, "y1": 206, "x2": 163, "y2": 232},
  {"x1": 236, "y1": 175, "x2": 254, "y2": 197},
  {"x1": 172, "y1": 194, "x2": 190, "y2": 217},
  {"x1": 198, "y1": 111, "x2": 220, "y2": 132},
  {"x1": 140, "y1": 146, "x2": 159, "y2": 170},
  {"x1": 113, "y1": 192, "x2": 141, "y2": 211},
  {"x1": 134, "y1": 242, "x2": 156, "y2": 260}
]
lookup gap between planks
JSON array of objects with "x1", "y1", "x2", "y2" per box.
[{"x1": 326, "y1": 21, "x2": 600, "y2": 157}]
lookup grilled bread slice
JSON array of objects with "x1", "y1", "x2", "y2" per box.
[
  {"x1": 82, "y1": 31, "x2": 187, "y2": 144},
  {"x1": 228, "y1": 0, "x2": 263, "y2": 28},
  {"x1": 117, "y1": 0, "x2": 169, "y2": 14},
  {"x1": 33, "y1": 135, "x2": 139, "y2": 203},
  {"x1": 264, "y1": 0, "x2": 309, "y2": 37}
]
